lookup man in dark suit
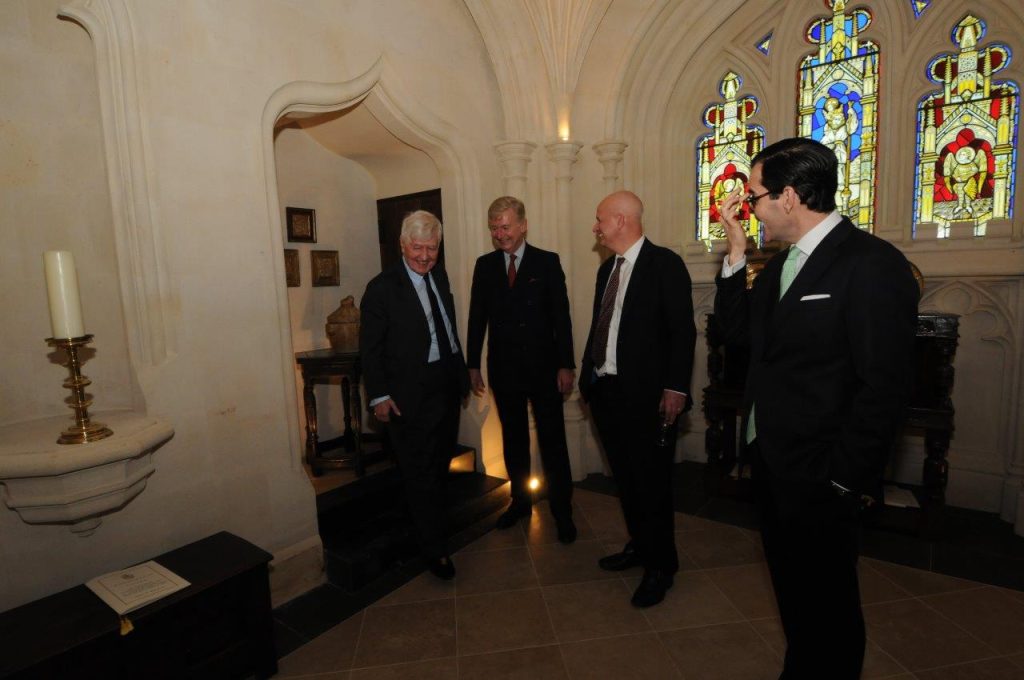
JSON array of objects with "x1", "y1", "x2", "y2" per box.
[
  {"x1": 467, "y1": 197, "x2": 577, "y2": 543},
  {"x1": 360, "y1": 210, "x2": 469, "y2": 581},
  {"x1": 715, "y1": 138, "x2": 918, "y2": 678},
  {"x1": 580, "y1": 190, "x2": 696, "y2": 608}
]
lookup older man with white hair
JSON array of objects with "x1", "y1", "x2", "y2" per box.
[{"x1": 360, "y1": 210, "x2": 469, "y2": 580}]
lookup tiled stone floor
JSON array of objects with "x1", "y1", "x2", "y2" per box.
[{"x1": 275, "y1": 489, "x2": 1024, "y2": 679}]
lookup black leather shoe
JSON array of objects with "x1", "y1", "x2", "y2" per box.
[
  {"x1": 428, "y1": 556, "x2": 456, "y2": 580},
  {"x1": 555, "y1": 516, "x2": 577, "y2": 544},
  {"x1": 495, "y1": 503, "x2": 531, "y2": 530},
  {"x1": 631, "y1": 570, "x2": 673, "y2": 608},
  {"x1": 598, "y1": 544, "x2": 641, "y2": 571}
]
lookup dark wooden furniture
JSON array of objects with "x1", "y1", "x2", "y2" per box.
[
  {"x1": 702, "y1": 312, "x2": 959, "y2": 535},
  {"x1": 296, "y1": 348, "x2": 364, "y2": 477},
  {"x1": 0, "y1": 531, "x2": 275, "y2": 679}
]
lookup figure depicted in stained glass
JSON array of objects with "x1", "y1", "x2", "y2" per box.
[
  {"x1": 797, "y1": 0, "x2": 879, "y2": 232},
  {"x1": 710, "y1": 164, "x2": 751, "y2": 226},
  {"x1": 697, "y1": 72, "x2": 764, "y2": 247},
  {"x1": 914, "y1": 14, "x2": 1017, "y2": 237},
  {"x1": 820, "y1": 96, "x2": 860, "y2": 194},
  {"x1": 942, "y1": 138, "x2": 991, "y2": 217}
]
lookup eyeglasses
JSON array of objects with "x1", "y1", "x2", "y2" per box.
[{"x1": 745, "y1": 190, "x2": 774, "y2": 208}]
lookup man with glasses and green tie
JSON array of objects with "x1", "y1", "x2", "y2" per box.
[{"x1": 715, "y1": 138, "x2": 918, "y2": 679}]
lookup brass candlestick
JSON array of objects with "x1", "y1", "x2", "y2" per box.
[{"x1": 46, "y1": 334, "x2": 113, "y2": 445}]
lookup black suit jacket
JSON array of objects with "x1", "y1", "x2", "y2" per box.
[
  {"x1": 466, "y1": 243, "x2": 574, "y2": 391},
  {"x1": 714, "y1": 217, "x2": 918, "y2": 496},
  {"x1": 579, "y1": 239, "x2": 696, "y2": 409},
  {"x1": 360, "y1": 262, "x2": 469, "y2": 419}
]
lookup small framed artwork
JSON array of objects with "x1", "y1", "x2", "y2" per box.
[
  {"x1": 284, "y1": 249, "x2": 300, "y2": 287},
  {"x1": 286, "y1": 207, "x2": 317, "y2": 243},
  {"x1": 311, "y1": 250, "x2": 340, "y2": 287}
]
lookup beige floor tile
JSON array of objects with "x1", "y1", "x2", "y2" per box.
[
  {"x1": 861, "y1": 640, "x2": 910, "y2": 678},
  {"x1": 706, "y1": 563, "x2": 779, "y2": 620},
  {"x1": 859, "y1": 561, "x2": 913, "y2": 605},
  {"x1": 676, "y1": 526, "x2": 765, "y2": 569},
  {"x1": 675, "y1": 512, "x2": 730, "y2": 533},
  {"x1": 456, "y1": 588, "x2": 557, "y2": 656},
  {"x1": 542, "y1": 579, "x2": 650, "y2": 642},
  {"x1": 559, "y1": 632, "x2": 683, "y2": 679},
  {"x1": 750, "y1": 616, "x2": 906, "y2": 679},
  {"x1": 458, "y1": 645, "x2": 569, "y2": 680},
  {"x1": 914, "y1": 657, "x2": 1024, "y2": 679},
  {"x1": 277, "y1": 612, "x2": 364, "y2": 676},
  {"x1": 863, "y1": 598, "x2": 997, "y2": 671},
  {"x1": 372, "y1": 571, "x2": 455, "y2": 607},
  {"x1": 571, "y1": 489, "x2": 621, "y2": 513},
  {"x1": 522, "y1": 502, "x2": 596, "y2": 545},
  {"x1": 578, "y1": 503, "x2": 629, "y2": 543},
  {"x1": 747, "y1": 617, "x2": 786, "y2": 658},
  {"x1": 351, "y1": 599, "x2": 456, "y2": 669},
  {"x1": 658, "y1": 621, "x2": 782, "y2": 680},
  {"x1": 529, "y1": 538, "x2": 622, "y2": 586},
  {"x1": 455, "y1": 546, "x2": 539, "y2": 596},
  {"x1": 349, "y1": 657, "x2": 457, "y2": 680},
  {"x1": 862, "y1": 558, "x2": 978, "y2": 596},
  {"x1": 922, "y1": 586, "x2": 1024, "y2": 655},
  {"x1": 634, "y1": 571, "x2": 744, "y2": 631},
  {"x1": 458, "y1": 526, "x2": 528, "y2": 553}
]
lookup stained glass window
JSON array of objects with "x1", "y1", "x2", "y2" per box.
[
  {"x1": 697, "y1": 72, "x2": 765, "y2": 247},
  {"x1": 797, "y1": 0, "x2": 879, "y2": 232},
  {"x1": 913, "y1": 14, "x2": 1017, "y2": 238},
  {"x1": 756, "y1": 33, "x2": 772, "y2": 57},
  {"x1": 910, "y1": 0, "x2": 931, "y2": 20}
]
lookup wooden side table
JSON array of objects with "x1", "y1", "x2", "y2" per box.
[{"x1": 295, "y1": 349, "x2": 363, "y2": 477}]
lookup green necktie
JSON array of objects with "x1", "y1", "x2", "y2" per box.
[
  {"x1": 746, "y1": 246, "x2": 803, "y2": 444},
  {"x1": 778, "y1": 245, "x2": 802, "y2": 299}
]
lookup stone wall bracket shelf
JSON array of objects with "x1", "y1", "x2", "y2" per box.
[{"x1": 0, "y1": 412, "x2": 173, "y2": 536}]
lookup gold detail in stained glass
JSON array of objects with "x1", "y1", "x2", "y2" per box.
[
  {"x1": 797, "y1": 0, "x2": 879, "y2": 232},
  {"x1": 913, "y1": 15, "x2": 1017, "y2": 237},
  {"x1": 697, "y1": 72, "x2": 764, "y2": 247}
]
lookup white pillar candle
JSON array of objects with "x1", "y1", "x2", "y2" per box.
[{"x1": 43, "y1": 251, "x2": 85, "y2": 339}]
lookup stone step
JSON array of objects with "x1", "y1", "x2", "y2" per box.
[{"x1": 318, "y1": 448, "x2": 509, "y2": 591}]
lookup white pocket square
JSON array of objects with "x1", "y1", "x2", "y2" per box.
[{"x1": 800, "y1": 294, "x2": 831, "y2": 301}]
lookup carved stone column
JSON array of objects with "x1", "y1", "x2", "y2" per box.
[
  {"x1": 593, "y1": 140, "x2": 628, "y2": 194},
  {"x1": 494, "y1": 141, "x2": 537, "y2": 201},
  {"x1": 545, "y1": 140, "x2": 583, "y2": 285}
]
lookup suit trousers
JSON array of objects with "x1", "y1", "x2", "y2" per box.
[
  {"x1": 588, "y1": 375, "x2": 678, "y2": 574},
  {"x1": 492, "y1": 383, "x2": 573, "y2": 518},
  {"x1": 388, "y1": 360, "x2": 462, "y2": 560},
  {"x1": 750, "y1": 443, "x2": 865, "y2": 680}
]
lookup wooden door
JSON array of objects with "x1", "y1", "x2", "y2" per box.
[{"x1": 376, "y1": 189, "x2": 443, "y2": 271}]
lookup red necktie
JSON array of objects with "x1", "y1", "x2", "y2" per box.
[{"x1": 508, "y1": 253, "x2": 517, "y2": 288}]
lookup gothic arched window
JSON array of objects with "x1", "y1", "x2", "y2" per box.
[
  {"x1": 696, "y1": 72, "x2": 765, "y2": 247},
  {"x1": 797, "y1": 0, "x2": 880, "y2": 232},
  {"x1": 913, "y1": 14, "x2": 1018, "y2": 237}
]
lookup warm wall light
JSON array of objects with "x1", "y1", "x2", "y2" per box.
[
  {"x1": 557, "y1": 96, "x2": 571, "y2": 141},
  {"x1": 528, "y1": 477, "x2": 541, "y2": 491}
]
